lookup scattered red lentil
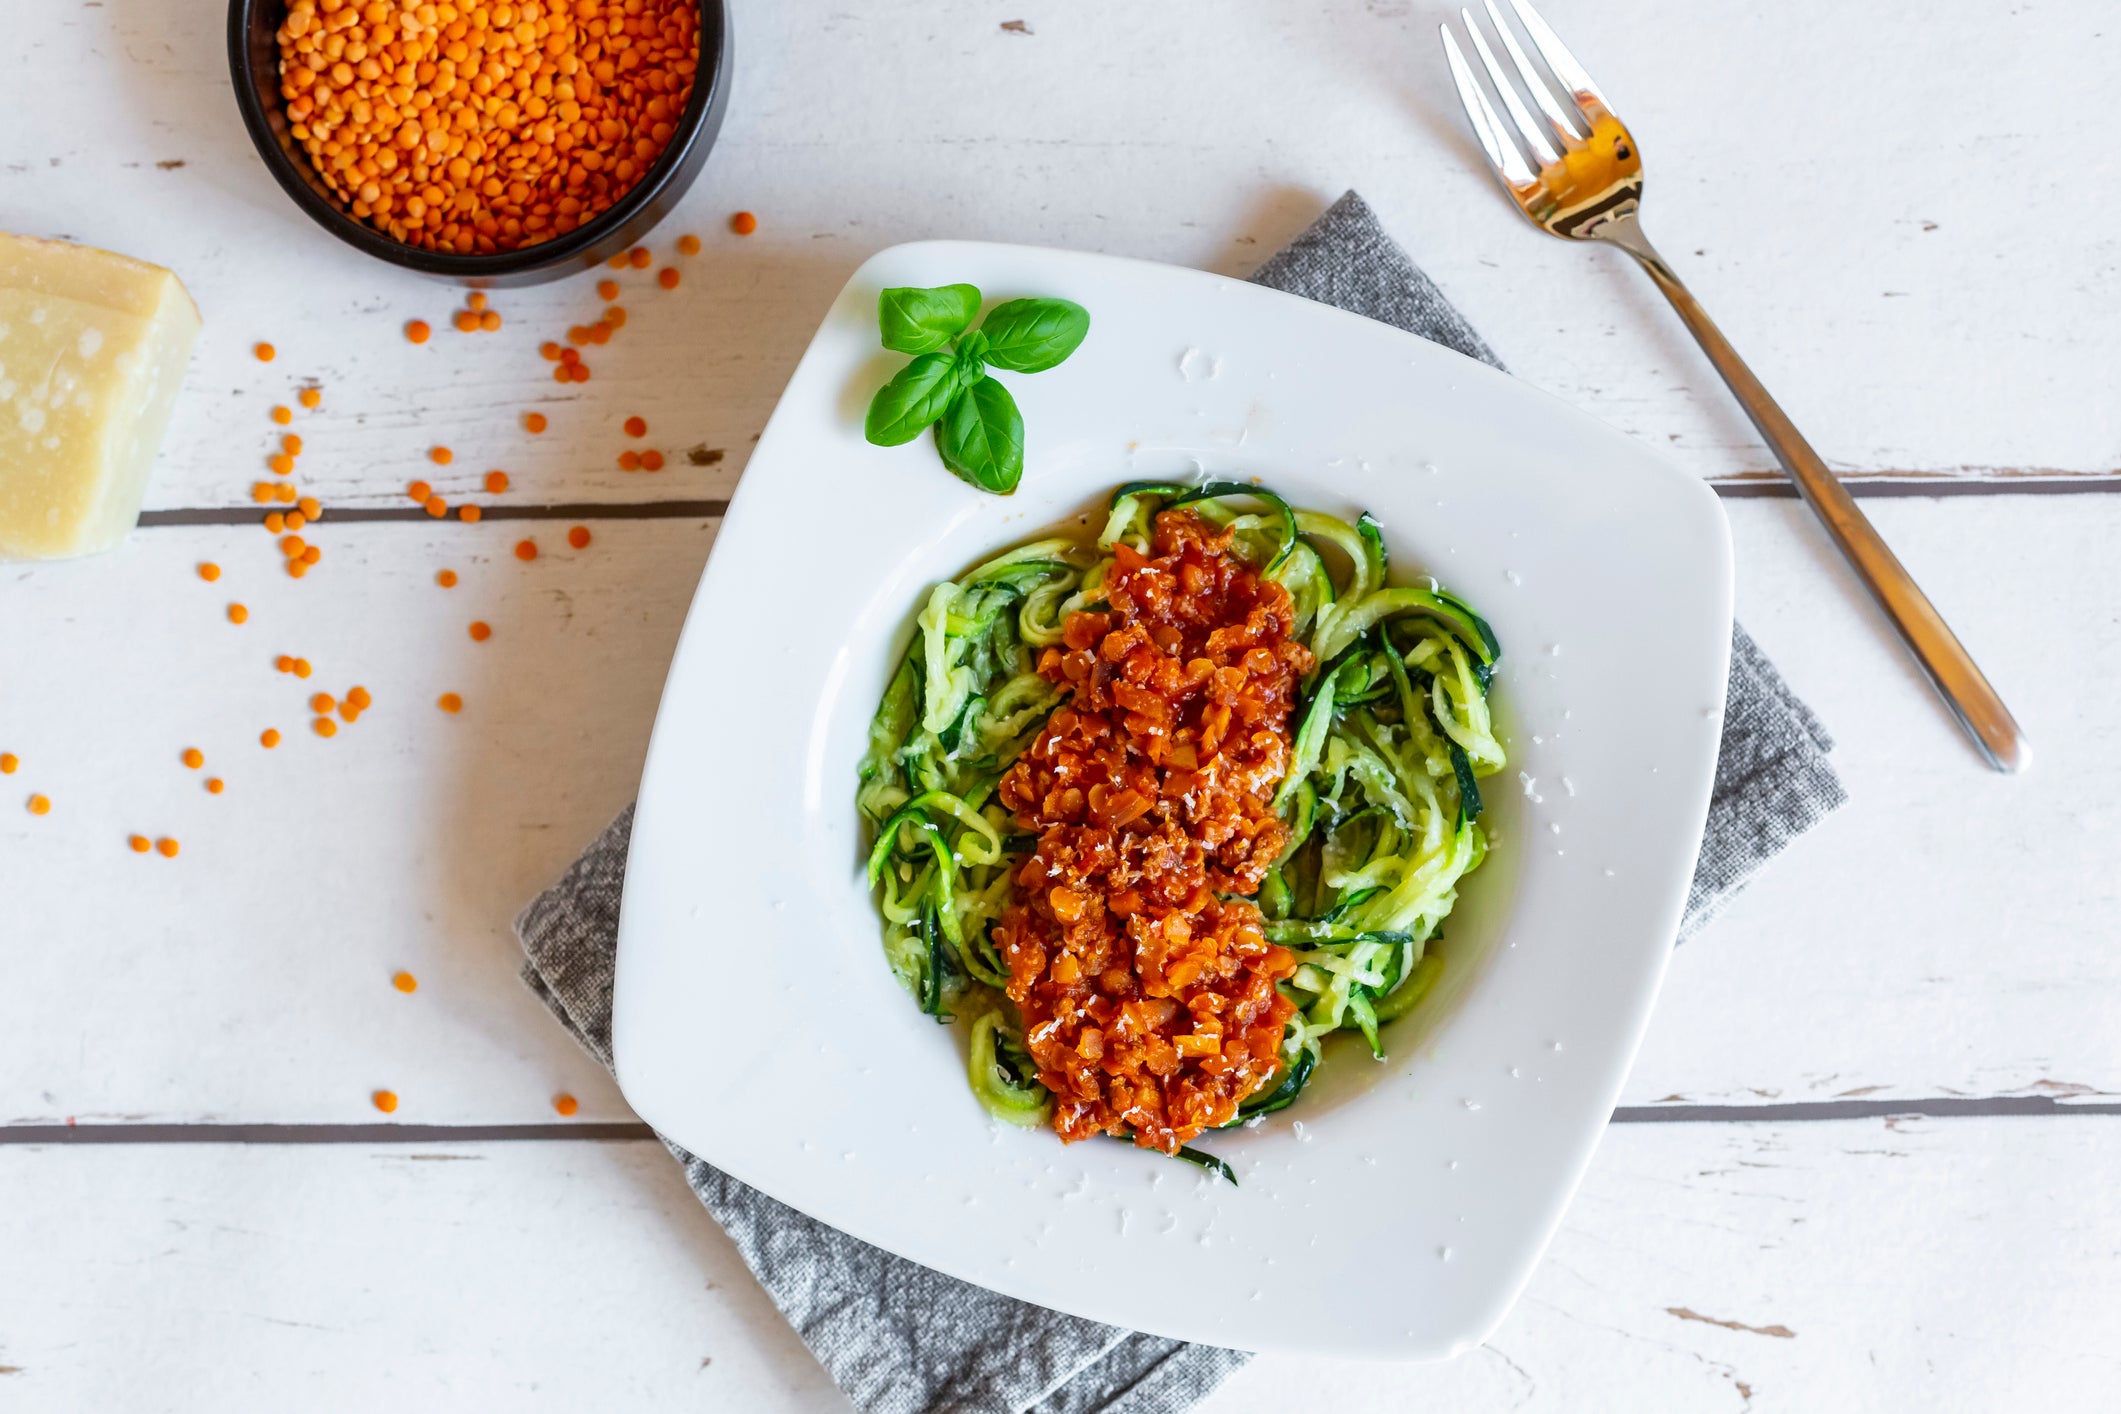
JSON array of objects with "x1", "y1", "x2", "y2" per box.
[
  {"x1": 283, "y1": 433, "x2": 303, "y2": 457},
  {"x1": 298, "y1": 496, "x2": 322, "y2": 520},
  {"x1": 597, "y1": 279, "x2": 621, "y2": 301},
  {"x1": 301, "y1": 546, "x2": 321, "y2": 566},
  {"x1": 198, "y1": 562, "x2": 221, "y2": 582},
  {"x1": 607, "y1": 252, "x2": 629, "y2": 270},
  {"x1": 287, "y1": 560, "x2": 309, "y2": 579},
  {"x1": 207, "y1": 778, "x2": 225, "y2": 795},
  {"x1": 0, "y1": 752, "x2": 17, "y2": 774},
  {"x1": 130, "y1": 834, "x2": 152, "y2": 853},
  {"x1": 269, "y1": 454, "x2": 295, "y2": 475},
  {"x1": 570, "y1": 363, "x2": 592, "y2": 382},
  {"x1": 485, "y1": 469, "x2": 511, "y2": 493},
  {"x1": 254, "y1": 342, "x2": 276, "y2": 362},
  {"x1": 261, "y1": 729, "x2": 282, "y2": 748},
  {"x1": 281, "y1": 535, "x2": 307, "y2": 558},
  {"x1": 469, "y1": 621, "x2": 492, "y2": 642},
  {"x1": 27, "y1": 794, "x2": 51, "y2": 816},
  {"x1": 276, "y1": 654, "x2": 295, "y2": 673},
  {"x1": 436, "y1": 570, "x2": 458, "y2": 588},
  {"x1": 554, "y1": 1094, "x2": 581, "y2": 1117},
  {"x1": 274, "y1": 483, "x2": 298, "y2": 504},
  {"x1": 286, "y1": 511, "x2": 308, "y2": 532},
  {"x1": 586, "y1": 321, "x2": 612, "y2": 345},
  {"x1": 272, "y1": 405, "x2": 293, "y2": 426},
  {"x1": 313, "y1": 717, "x2": 338, "y2": 738},
  {"x1": 551, "y1": 365, "x2": 573, "y2": 384},
  {"x1": 731, "y1": 211, "x2": 757, "y2": 235},
  {"x1": 311, "y1": 693, "x2": 336, "y2": 714},
  {"x1": 657, "y1": 267, "x2": 680, "y2": 289},
  {"x1": 372, "y1": 1090, "x2": 398, "y2": 1114},
  {"x1": 392, "y1": 971, "x2": 418, "y2": 994},
  {"x1": 480, "y1": 309, "x2": 503, "y2": 332},
  {"x1": 438, "y1": 692, "x2": 464, "y2": 713},
  {"x1": 559, "y1": 346, "x2": 582, "y2": 366},
  {"x1": 603, "y1": 305, "x2": 627, "y2": 329},
  {"x1": 459, "y1": 504, "x2": 482, "y2": 523},
  {"x1": 641, "y1": 450, "x2": 665, "y2": 471},
  {"x1": 624, "y1": 416, "x2": 647, "y2": 438},
  {"x1": 430, "y1": 446, "x2": 453, "y2": 466},
  {"x1": 406, "y1": 320, "x2": 432, "y2": 344},
  {"x1": 678, "y1": 233, "x2": 701, "y2": 255},
  {"x1": 453, "y1": 310, "x2": 480, "y2": 333},
  {"x1": 182, "y1": 748, "x2": 204, "y2": 770},
  {"x1": 252, "y1": 482, "x2": 275, "y2": 504},
  {"x1": 628, "y1": 246, "x2": 652, "y2": 269},
  {"x1": 567, "y1": 525, "x2": 592, "y2": 550},
  {"x1": 227, "y1": 603, "x2": 249, "y2": 625},
  {"x1": 265, "y1": 511, "x2": 288, "y2": 534},
  {"x1": 467, "y1": 293, "x2": 488, "y2": 313},
  {"x1": 515, "y1": 539, "x2": 538, "y2": 561},
  {"x1": 347, "y1": 686, "x2": 373, "y2": 710},
  {"x1": 408, "y1": 480, "x2": 432, "y2": 504},
  {"x1": 524, "y1": 413, "x2": 547, "y2": 435},
  {"x1": 299, "y1": 387, "x2": 322, "y2": 409},
  {"x1": 540, "y1": 341, "x2": 562, "y2": 361},
  {"x1": 155, "y1": 837, "x2": 180, "y2": 858},
  {"x1": 292, "y1": 658, "x2": 313, "y2": 679},
  {"x1": 617, "y1": 450, "x2": 640, "y2": 471},
  {"x1": 424, "y1": 496, "x2": 447, "y2": 518}
]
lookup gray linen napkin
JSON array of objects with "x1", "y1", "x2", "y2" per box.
[{"x1": 516, "y1": 190, "x2": 1846, "y2": 1414}]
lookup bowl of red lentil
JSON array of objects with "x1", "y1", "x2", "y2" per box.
[{"x1": 228, "y1": 0, "x2": 731, "y2": 285}]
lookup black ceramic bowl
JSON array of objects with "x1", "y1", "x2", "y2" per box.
[{"x1": 228, "y1": 0, "x2": 731, "y2": 287}]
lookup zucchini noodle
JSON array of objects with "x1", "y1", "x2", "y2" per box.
[{"x1": 859, "y1": 482, "x2": 1506, "y2": 1133}]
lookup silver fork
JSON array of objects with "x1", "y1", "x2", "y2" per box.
[{"x1": 1442, "y1": 0, "x2": 2027, "y2": 772}]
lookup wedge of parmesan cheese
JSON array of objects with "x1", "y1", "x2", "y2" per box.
[{"x1": 0, "y1": 232, "x2": 201, "y2": 560}]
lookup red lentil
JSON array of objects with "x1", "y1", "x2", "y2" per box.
[{"x1": 993, "y1": 511, "x2": 1311, "y2": 1152}]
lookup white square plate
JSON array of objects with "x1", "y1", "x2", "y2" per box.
[{"x1": 614, "y1": 241, "x2": 1731, "y2": 1359}]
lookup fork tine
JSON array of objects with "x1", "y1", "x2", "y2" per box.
[
  {"x1": 1505, "y1": 0, "x2": 1611, "y2": 112},
  {"x1": 1441, "y1": 25, "x2": 1538, "y2": 190},
  {"x1": 1460, "y1": 9, "x2": 1562, "y2": 169},
  {"x1": 1481, "y1": 0, "x2": 1584, "y2": 142}
]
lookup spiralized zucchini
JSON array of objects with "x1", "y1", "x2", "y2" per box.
[{"x1": 858, "y1": 482, "x2": 1506, "y2": 1129}]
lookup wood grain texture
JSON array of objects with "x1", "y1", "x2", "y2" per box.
[
  {"x1": 0, "y1": 1117, "x2": 2113, "y2": 1411},
  {"x1": 2, "y1": 1, "x2": 2113, "y2": 513},
  {"x1": 2, "y1": 496, "x2": 2112, "y2": 1125}
]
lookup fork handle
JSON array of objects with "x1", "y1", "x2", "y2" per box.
[{"x1": 1600, "y1": 219, "x2": 2028, "y2": 773}]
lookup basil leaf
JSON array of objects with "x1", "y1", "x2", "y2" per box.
[
  {"x1": 878, "y1": 284, "x2": 982, "y2": 355},
  {"x1": 978, "y1": 298, "x2": 1090, "y2": 373},
  {"x1": 953, "y1": 334, "x2": 988, "y2": 388},
  {"x1": 865, "y1": 352, "x2": 962, "y2": 446},
  {"x1": 936, "y1": 377, "x2": 1025, "y2": 494}
]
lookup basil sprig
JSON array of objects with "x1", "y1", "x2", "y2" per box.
[{"x1": 863, "y1": 285, "x2": 1089, "y2": 495}]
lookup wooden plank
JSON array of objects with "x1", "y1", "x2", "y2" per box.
[
  {"x1": 2, "y1": 1, "x2": 2112, "y2": 512},
  {"x1": 0, "y1": 517, "x2": 714, "y2": 1125},
  {"x1": 0, "y1": 495, "x2": 2111, "y2": 1124},
  {"x1": 0, "y1": 1116, "x2": 2112, "y2": 1409},
  {"x1": 1626, "y1": 493, "x2": 2121, "y2": 1108}
]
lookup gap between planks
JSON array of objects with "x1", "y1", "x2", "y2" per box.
[
  {"x1": 5, "y1": 1096, "x2": 2119, "y2": 1145},
  {"x1": 130, "y1": 472, "x2": 2121, "y2": 528}
]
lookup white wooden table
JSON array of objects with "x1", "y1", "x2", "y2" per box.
[{"x1": 4, "y1": 2, "x2": 2117, "y2": 1408}]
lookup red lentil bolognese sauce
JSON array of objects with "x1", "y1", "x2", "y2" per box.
[{"x1": 994, "y1": 510, "x2": 1315, "y2": 1152}]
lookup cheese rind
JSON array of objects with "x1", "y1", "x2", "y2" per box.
[{"x1": 0, "y1": 233, "x2": 202, "y2": 560}]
